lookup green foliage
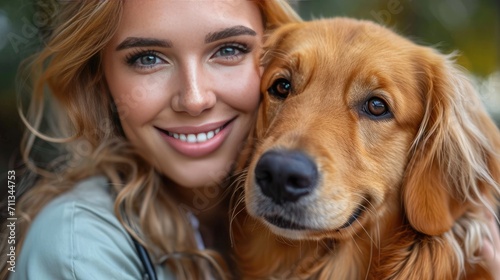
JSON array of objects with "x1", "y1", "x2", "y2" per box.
[{"x1": 297, "y1": 0, "x2": 499, "y2": 76}]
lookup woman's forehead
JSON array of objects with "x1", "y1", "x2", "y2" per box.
[{"x1": 115, "y1": 0, "x2": 264, "y2": 40}]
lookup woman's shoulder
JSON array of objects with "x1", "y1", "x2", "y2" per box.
[
  {"x1": 24, "y1": 176, "x2": 122, "y2": 243},
  {"x1": 12, "y1": 176, "x2": 173, "y2": 280}
]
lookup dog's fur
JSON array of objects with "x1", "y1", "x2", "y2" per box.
[{"x1": 232, "y1": 18, "x2": 500, "y2": 279}]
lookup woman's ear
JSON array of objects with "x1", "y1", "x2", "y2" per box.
[{"x1": 403, "y1": 49, "x2": 500, "y2": 236}]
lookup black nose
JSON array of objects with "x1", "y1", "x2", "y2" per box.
[{"x1": 254, "y1": 150, "x2": 318, "y2": 204}]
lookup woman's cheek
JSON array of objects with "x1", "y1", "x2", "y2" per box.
[
  {"x1": 221, "y1": 63, "x2": 261, "y2": 112},
  {"x1": 112, "y1": 73, "x2": 171, "y2": 124}
]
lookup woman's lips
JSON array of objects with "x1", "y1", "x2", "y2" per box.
[{"x1": 156, "y1": 118, "x2": 235, "y2": 158}]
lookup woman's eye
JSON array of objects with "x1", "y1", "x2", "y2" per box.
[
  {"x1": 139, "y1": 54, "x2": 160, "y2": 66},
  {"x1": 217, "y1": 46, "x2": 239, "y2": 57},
  {"x1": 212, "y1": 44, "x2": 249, "y2": 60},
  {"x1": 126, "y1": 51, "x2": 165, "y2": 69}
]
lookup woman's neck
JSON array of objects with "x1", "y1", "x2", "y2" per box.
[
  {"x1": 160, "y1": 176, "x2": 237, "y2": 276},
  {"x1": 161, "y1": 176, "x2": 232, "y2": 247}
]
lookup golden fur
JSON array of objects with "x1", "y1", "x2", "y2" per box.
[{"x1": 233, "y1": 18, "x2": 500, "y2": 279}]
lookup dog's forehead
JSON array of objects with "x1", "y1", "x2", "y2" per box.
[
  {"x1": 261, "y1": 18, "x2": 428, "y2": 126},
  {"x1": 268, "y1": 19, "x2": 419, "y2": 91},
  {"x1": 279, "y1": 19, "x2": 408, "y2": 65}
]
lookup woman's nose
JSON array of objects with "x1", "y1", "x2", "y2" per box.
[{"x1": 171, "y1": 63, "x2": 216, "y2": 116}]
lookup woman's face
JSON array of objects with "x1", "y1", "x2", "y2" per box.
[{"x1": 104, "y1": 0, "x2": 263, "y2": 188}]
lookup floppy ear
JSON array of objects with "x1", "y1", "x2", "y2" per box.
[
  {"x1": 256, "y1": 0, "x2": 302, "y2": 30},
  {"x1": 403, "y1": 49, "x2": 500, "y2": 236}
]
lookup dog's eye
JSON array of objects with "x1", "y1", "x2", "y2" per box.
[
  {"x1": 364, "y1": 97, "x2": 389, "y2": 117},
  {"x1": 268, "y1": 78, "x2": 291, "y2": 99}
]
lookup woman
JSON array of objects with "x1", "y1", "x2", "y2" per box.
[{"x1": 0, "y1": 1, "x2": 300, "y2": 279}]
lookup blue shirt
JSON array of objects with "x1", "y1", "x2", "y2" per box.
[{"x1": 10, "y1": 176, "x2": 174, "y2": 280}]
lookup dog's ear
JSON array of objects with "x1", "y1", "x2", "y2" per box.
[
  {"x1": 256, "y1": 0, "x2": 302, "y2": 30},
  {"x1": 261, "y1": 22, "x2": 301, "y2": 68},
  {"x1": 403, "y1": 49, "x2": 500, "y2": 236}
]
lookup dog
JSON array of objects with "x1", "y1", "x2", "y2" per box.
[{"x1": 232, "y1": 18, "x2": 500, "y2": 279}]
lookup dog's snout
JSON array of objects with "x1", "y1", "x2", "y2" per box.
[{"x1": 255, "y1": 150, "x2": 318, "y2": 204}]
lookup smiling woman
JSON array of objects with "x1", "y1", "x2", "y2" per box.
[
  {"x1": 103, "y1": 0, "x2": 263, "y2": 189},
  {"x1": 0, "y1": 1, "x2": 301, "y2": 279}
]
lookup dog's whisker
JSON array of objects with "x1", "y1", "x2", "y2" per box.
[
  {"x1": 355, "y1": 195, "x2": 383, "y2": 252},
  {"x1": 365, "y1": 239, "x2": 373, "y2": 280},
  {"x1": 228, "y1": 168, "x2": 248, "y2": 245},
  {"x1": 340, "y1": 219, "x2": 363, "y2": 255}
]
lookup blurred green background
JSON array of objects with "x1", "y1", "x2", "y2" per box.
[{"x1": 0, "y1": 0, "x2": 499, "y2": 176}]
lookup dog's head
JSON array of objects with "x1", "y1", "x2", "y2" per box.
[{"x1": 244, "y1": 18, "x2": 500, "y2": 240}]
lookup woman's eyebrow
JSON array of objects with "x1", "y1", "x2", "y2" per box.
[
  {"x1": 116, "y1": 37, "x2": 173, "y2": 51},
  {"x1": 205, "y1": 25, "x2": 257, "y2": 43}
]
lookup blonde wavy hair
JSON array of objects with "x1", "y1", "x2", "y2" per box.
[{"x1": 0, "y1": 0, "x2": 301, "y2": 279}]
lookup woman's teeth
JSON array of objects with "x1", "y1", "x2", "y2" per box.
[{"x1": 167, "y1": 128, "x2": 221, "y2": 143}]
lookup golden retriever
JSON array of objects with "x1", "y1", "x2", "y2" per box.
[{"x1": 232, "y1": 18, "x2": 500, "y2": 279}]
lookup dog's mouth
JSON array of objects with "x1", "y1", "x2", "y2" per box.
[
  {"x1": 338, "y1": 205, "x2": 365, "y2": 230},
  {"x1": 264, "y1": 215, "x2": 309, "y2": 230},
  {"x1": 263, "y1": 204, "x2": 366, "y2": 232}
]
